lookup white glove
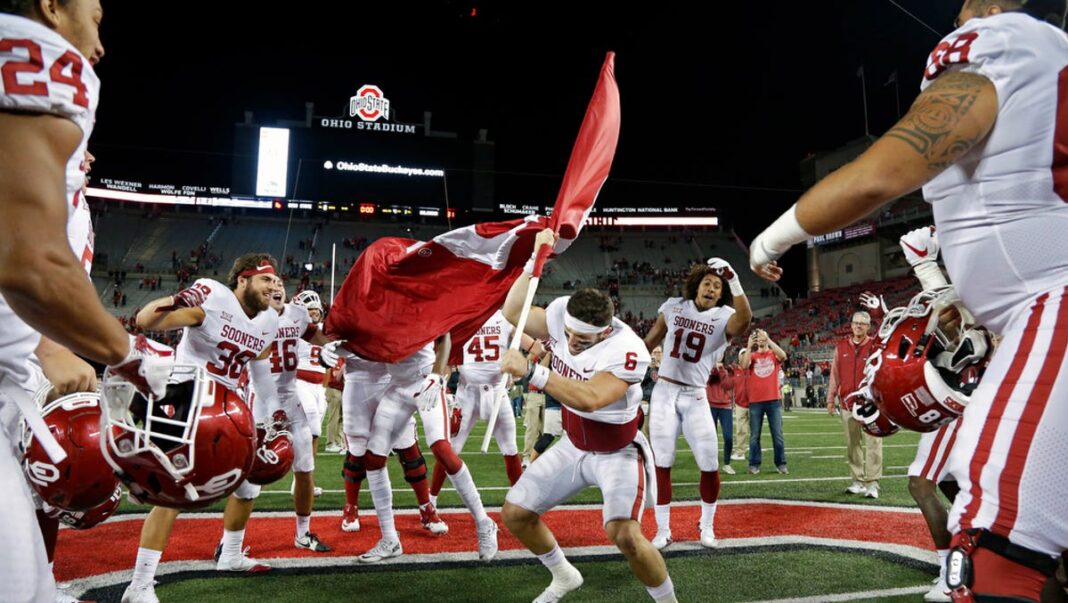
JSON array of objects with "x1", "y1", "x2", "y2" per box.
[
  {"x1": 415, "y1": 373, "x2": 445, "y2": 413},
  {"x1": 108, "y1": 334, "x2": 174, "y2": 399},
  {"x1": 318, "y1": 340, "x2": 346, "y2": 369},
  {"x1": 706, "y1": 257, "x2": 745, "y2": 296},
  {"x1": 899, "y1": 226, "x2": 948, "y2": 290},
  {"x1": 899, "y1": 226, "x2": 940, "y2": 266},
  {"x1": 858, "y1": 291, "x2": 887, "y2": 317}
]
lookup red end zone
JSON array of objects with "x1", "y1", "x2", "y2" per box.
[{"x1": 54, "y1": 499, "x2": 932, "y2": 583}]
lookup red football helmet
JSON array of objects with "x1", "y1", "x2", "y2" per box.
[
  {"x1": 848, "y1": 391, "x2": 900, "y2": 438},
  {"x1": 100, "y1": 365, "x2": 257, "y2": 509},
  {"x1": 447, "y1": 393, "x2": 462, "y2": 438},
  {"x1": 22, "y1": 390, "x2": 120, "y2": 511},
  {"x1": 852, "y1": 288, "x2": 991, "y2": 435},
  {"x1": 247, "y1": 410, "x2": 294, "y2": 486},
  {"x1": 42, "y1": 484, "x2": 122, "y2": 530}
]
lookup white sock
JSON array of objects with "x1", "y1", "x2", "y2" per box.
[
  {"x1": 296, "y1": 514, "x2": 311, "y2": 539},
  {"x1": 654, "y1": 504, "x2": 671, "y2": 533},
  {"x1": 429, "y1": 494, "x2": 438, "y2": 508},
  {"x1": 937, "y1": 548, "x2": 949, "y2": 578},
  {"x1": 448, "y1": 463, "x2": 489, "y2": 524},
  {"x1": 646, "y1": 576, "x2": 677, "y2": 602},
  {"x1": 367, "y1": 467, "x2": 397, "y2": 541},
  {"x1": 220, "y1": 529, "x2": 244, "y2": 560},
  {"x1": 130, "y1": 547, "x2": 162, "y2": 588},
  {"x1": 699, "y1": 501, "x2": 718, "y2": 529},
  {"x1": 537, "y1": 544, "x2": 574, "y2": 579}
]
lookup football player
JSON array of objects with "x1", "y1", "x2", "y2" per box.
[
  {"x1": 0, "y1": 4, "x2": 171, "y2": 600},
  {"x1": 750, "y1": 3, "x2": 1068, "y2": 597},
  {"x1": 120, "y1": 254, "x2": 284, "y2": 603},
  {"x1": 500, "y1": 229, "x2": 677, "y2": 603},
  {"x1": 642, "y1": 259, "x2": 751, "y2": 550}
]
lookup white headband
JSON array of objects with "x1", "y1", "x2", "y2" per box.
[{"x1": 564, "y1": 311, "x2": 611, "y2": 335}]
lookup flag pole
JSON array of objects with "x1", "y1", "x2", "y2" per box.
[{"x1": 482, "y1": 242, "x2": 552, "y2": 453}]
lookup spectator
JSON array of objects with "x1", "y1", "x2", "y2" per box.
[
  {"x1": 521, "y1": 355, "x2": 550, "y2": 466},
  {"x1": 731, "y1": 361, "x2": 749, "y2": 463},
  {"x1": 738, "y1": 328, "x2": 788, "y2": 475},
  {"x1": 827, "y1": 310, "x2": 883, "y2": 498},
  {"x1": 323, "y1": 360, "x2": 346, "y2": 453},
  {"x1": 707, "y1": 363, "x2": 735, "y2": 474},
  {"x1": 640, "y1": 346, "x2": 662, "y2": 440}
]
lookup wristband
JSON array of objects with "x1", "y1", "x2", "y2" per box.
[
  {"x1": 761, "y1": 204, "x2": 812, "y2": 257},
  {"x1": 528, "y1": 364, "x2": 550, "y2": 390}
]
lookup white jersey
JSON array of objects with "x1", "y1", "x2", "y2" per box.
[
  {"x1": 655, "y1": 298, "x2": 734, "y2": 386},
  {"x1": 296, "y1": 336, "x2": 326, "y2": 383},
  {"x1": 545, "y1": 297, "x2": 650, "y2": 425},
  {"x1": 262, "y1": 303, "x2": 313, "y2": 397},
  {"x1": 458, "y1": 310, "x2": 513, "y2": 387},
  {"x1": 173, "y1": 279, "x2": 278, "y2": 391},
  {"x1": 920, "y1": 13, "x2": 1068, "y2": 333},
  {"x1": 0, "y1": 14, "x2": 100, "y2": 387}
]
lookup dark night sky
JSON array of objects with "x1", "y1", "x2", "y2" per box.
[{"x1": 86, "y1": 0, "x2": 963, "y2": 292}]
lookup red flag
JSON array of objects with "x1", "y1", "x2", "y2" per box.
[
  {"x1": 550, "y1": 52, "x2": 620, "y2": 242},
  {"x1": 326, "y1": 53, "x2": 621, "y2": 364}
]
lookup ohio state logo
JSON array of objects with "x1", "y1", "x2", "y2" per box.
[{"x1": 349, "y1": 85, "x2": 391, "y2": 122}]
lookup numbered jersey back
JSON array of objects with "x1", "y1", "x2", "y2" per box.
[
  {"x1": 656, "y1": 298, "x2": 733, "y2": 386},
  {"x1": 174, "y1": 279, "x2": 279, "y2": 390},
  {"x1": 920, "y1": 13, "x2": 1068, "y2": 331},
  {"x1": 458, "y1": 310, "x2": 513, "y2": 386},
  {"x1": 0, "y1": 15, "x2": 99, "y2": 211}
]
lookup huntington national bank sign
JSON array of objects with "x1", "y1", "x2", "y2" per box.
[{"x1": 320, "y1": 84, "x2": 417, "y2": 135}]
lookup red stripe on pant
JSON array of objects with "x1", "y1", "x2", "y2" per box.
[
  {"x1": 930, "y1": 419, "x2": 959, "y2": 483},
  {"x1": 631, "y1": 454, "x2": 646, "y2": 521},
  {"x1": 991, "y1": 287, "x2": 1068, "y2": 536},
  {"x1": 961, "y1": 293, "x2": 1050, "y2": 530},
  {"x1": 920, "y1": 422, "x2": 951, "y2": 479}
]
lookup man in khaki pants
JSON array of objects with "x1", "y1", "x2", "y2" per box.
[
  {"x1": 323, "y1": 362, "x2": 345, "y2": 452},
  {"x1": 522, "y1": 387, "x2": 545, "y2": 464},
  {"x1": 827, "y1": 311, "x2": 882, "y2": 498},
  {"x1": 731, "y1": 362, "x2": 749, "y2": 462}
]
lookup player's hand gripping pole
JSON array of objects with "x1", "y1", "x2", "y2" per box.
[{"x1": 481, "y1": 233, "x2": 555, "y2": 453}]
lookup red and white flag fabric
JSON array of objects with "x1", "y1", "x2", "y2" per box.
[{"x1": 326, "y1": 53, "x2": 620, "y2": 364}]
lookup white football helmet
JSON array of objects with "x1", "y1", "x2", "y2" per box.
[{"x1": 292, "y1": 290, "x2": 323, "y2": 311}]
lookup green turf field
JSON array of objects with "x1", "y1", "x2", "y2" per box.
[{"x1": 151, "y1": 549, "x2": 934, "y2": 602}]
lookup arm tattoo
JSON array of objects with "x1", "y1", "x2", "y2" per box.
[{"x1": 884, "y1": 71, "x2": 993, "y2": 173}]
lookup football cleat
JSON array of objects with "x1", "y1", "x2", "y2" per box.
[
  {"x1": 699, "y1": 522, "x2": 718, "y2": 548},
  {"x1": 295, "y1": 531, "x2": 332, "y2": 552},
  {"x1": 651, "y1": 529, "x2": 672, "y2": 550},
  {"x1": 420, "y1": 502, "x2": 449, "y2": 535},
  {"x1": 341, "y1": 503, "x2": 360, "y2": 532},
  {"x1": 476, "y1": 518, "x2": 499, "y2": 561},
  {"x1": 358, "y1": 538, "x2": 403, "y2": 563},
  {"x1": 120, "y1": 582, "x2": 158, "y2": 603},
  {"x1": 213, "y1": 543, "x2": 271, "y2": 573},
  {"x1": 533, "y1": 563, "x2": 584, "y2": 603}
]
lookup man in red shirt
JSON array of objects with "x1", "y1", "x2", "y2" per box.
[
  {"x1": 738, "y1": 329, "x2": 788, "y2": 474},
  {"x1": 706, "y1": 363, "x2": 736, "y2": 474},
  {"x1": 827, "y1": 310, "x2": 883, "y2": 498}
]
